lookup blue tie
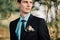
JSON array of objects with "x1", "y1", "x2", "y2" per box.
[{"x1": 20, "y1": 20, "x2": 26, "y2": 40}]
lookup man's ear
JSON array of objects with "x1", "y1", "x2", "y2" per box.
[{"x1": 17, "y1": 3, "x2": 21, "y2": 8}]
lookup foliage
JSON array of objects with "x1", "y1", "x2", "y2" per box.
[{"x1": 0, "y1": 0, "x2": 11, "y2": 19}]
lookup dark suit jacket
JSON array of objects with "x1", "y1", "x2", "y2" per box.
[{"x1": 9, "y1": 14, "x2": 50, "y2": 40}]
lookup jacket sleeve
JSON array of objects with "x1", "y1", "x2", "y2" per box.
[
  {"x1": 9, "y1": 22, "x2": 17, "y2": 40},
  {"x1": 38, "y1": 19, "x2": 50, "y2": 40}
]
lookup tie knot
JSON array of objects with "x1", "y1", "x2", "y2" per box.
[{"x1": 21, "y1": 20, "x2": 26, "y2": 22}]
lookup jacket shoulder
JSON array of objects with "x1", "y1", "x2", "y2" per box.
[
  {"x1": 32, "y1": 15, "x2": 45, "y2": 22},
  {"x1": 10, "y1": 18, "x2": 20, "y2": 24}
]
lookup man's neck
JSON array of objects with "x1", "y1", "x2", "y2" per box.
[{"x1": 20, "y1": 12, "x2": 29, "y2": 18}]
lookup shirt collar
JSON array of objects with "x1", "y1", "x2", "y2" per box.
[{"x1": 20, "y1": 13, "x2": 31, "y2": 22}]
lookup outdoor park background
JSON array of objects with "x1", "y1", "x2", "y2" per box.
[{"x1": 0, "y1": 0, "x2": 60, "y2": 40}]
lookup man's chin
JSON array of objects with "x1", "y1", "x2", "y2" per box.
[
  {"x1": 25, "y1": 11, "x2": 30, "y2": 13},
  {"x1": 25, "y1": 12, "x2": 29, "y2": 14}
]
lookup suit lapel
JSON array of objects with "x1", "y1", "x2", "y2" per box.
[
  {"x1": 26, "y1": 14, "x2": 33, "y2": 28},
  {"x1": 14, "y1": 18, "x2": 20, "y2": 31}
]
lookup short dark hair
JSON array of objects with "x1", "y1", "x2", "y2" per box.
[
  {"x1": 17, "y1": 0, "x2": 21, "y2": 3},
  {"x1": 17, "y1": 0, "x2": 34, "y2": 3}
]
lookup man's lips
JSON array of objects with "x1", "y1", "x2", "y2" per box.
[{"x1": 26, "y1": 8, "x2": 30, "y2": 10}]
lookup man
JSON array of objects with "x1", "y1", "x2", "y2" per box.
[{"x1": 9, "y1": 0, "x2": 50, "y2": 40}]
